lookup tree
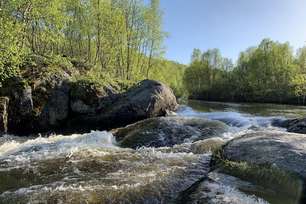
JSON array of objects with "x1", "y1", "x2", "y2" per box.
[
  {"x1": 0, "y1": 2, "x2": 26, "y2": 85},
  {"x1": 0, "y1": 0, "x2": 185, "y2": 94},
  {"x1": 184, "y1": 39, "x2": 301, "y2": 104},
  {"x1": 191, "y1": 49, "x2": 202, "y2": 63}
]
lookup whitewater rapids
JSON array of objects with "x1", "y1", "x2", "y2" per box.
[{"x1": 1, "y1": 101, "x2": 300, "y2": 204}]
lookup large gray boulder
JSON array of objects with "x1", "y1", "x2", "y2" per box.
[
  {"x1": 1, "y1": 77, "x2": 34, "y2": 134},
  {"x1": 68, "y1": 80, "x2": 178, "y2": 131},
  {"x1": 1, "y1": 79, "x2": 178, "y2": 134},
  {"x1": 215, "y1": 131, "x2": 306, "y2": 203},
  {"x1": 39, "y1": 81, "x2": 70, "y2": 129},
  {"x1": 70, "y1": 80, "x2": 117, "y2": 114},
  {"x1": 113, "y1": 116, "x2": 228, "y2": 148},
  {"x1": 221, "y1": 131, "x2": 306, "y2": 177},
  {"x1": 31, "y1": 71, "x2": 71, "y2": 114}
]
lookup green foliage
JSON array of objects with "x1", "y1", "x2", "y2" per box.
[
  {"x1": 150, "y1": 59, "x2": 186, "y2": 97},
  {"x1": 0, "y1": 0, "x2": 183, "y2": 94},
  {"x1": 184, "y1": 39, "x2": 306, "y2": 104},
  {"x1": 184, "y1": 48, "x2": 233, "y2": 100},
  {"x1": 0, "y1": 16, "x2": 25, "y2": 86},
  {"x1": 74, "y1": 66, "x2": 121, "y2": 91}
]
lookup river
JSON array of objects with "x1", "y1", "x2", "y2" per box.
[{"x1": 0, "y1": 100, "x2": 305, "y2": 204}]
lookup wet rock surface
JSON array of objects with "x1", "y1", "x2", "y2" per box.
[
  {"x1": 113, "y1": 117, "x2": 228, "y2": 148},
  {"x1": 214, "y1": 131, "x2": 306, "y2": 204},
  {"x1": 0, "y1": 131, "x2": 210, "y2": 204},
  {"x1": 1, "y1": 100, "x2": 306, "y2": 203},
  {"x1": 281, "y1": 118, "x2": 306, "y2": 134},
  {"x1": 221, "y1": 131, "x2": 306, "y2": 178}
]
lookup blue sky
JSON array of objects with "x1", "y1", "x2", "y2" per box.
[{"x1": 160, "y1": 0, "x2": 306, "y2": 64}]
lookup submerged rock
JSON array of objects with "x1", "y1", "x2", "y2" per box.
[
  {"x1": 280, "y1": 118, "x2": 306, "y2": 134},
  {"x1": 214, "y1": 131, "x2": 306, "y2": 203},
  {"x1": 176, "y1": 174, "x2": 269, "y2": 204},
  {"x1": 113, "y1": 117, "x2": 228, "y2": 148}
]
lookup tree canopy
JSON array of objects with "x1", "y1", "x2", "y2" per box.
[
  {"x1": 0, "y1": 0, "x2": 185, "y2": 95},
  {"x1": 184, "y1": 39, "x2": 306, "y2": 104}
]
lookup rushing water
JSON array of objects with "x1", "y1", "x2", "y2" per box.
[{"x1": 0, "y1": 100, "x2": 305, "y2": 204}]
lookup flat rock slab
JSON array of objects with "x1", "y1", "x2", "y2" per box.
[{"x1": 222, "y1": 131, "x2": 306, "y2": 178}]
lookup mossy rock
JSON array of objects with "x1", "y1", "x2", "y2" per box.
[
  {"x1": 113, "y1": 117, "x2": 229, "y2": 149},
  {"x1": 70, "y1": 80, "x2": 118, "y2": 114},
  {"x1": 211, "y1": 131, "x2": 306, "y2": 204},
  {"x1": 190, "y1": 137, "x2": 225, "y2": 154},
  {"x1": 70, "y1": 80, "x2": 105, "y2": 102}
]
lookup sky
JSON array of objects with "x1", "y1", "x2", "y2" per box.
[{"x1": 160, "y1": 0, "x2": 306, "y2": 64}]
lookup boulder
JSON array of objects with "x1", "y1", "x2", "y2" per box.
[
  {"x1": 31, "y1": 73, "x2": 70, "y2": 113},
  {"x1": 121, "y1": 80, "x2": 178, "y2": 117},
  {"x1": 39, "y1": 81, "x2": 70, "y2": 129},
  {"x1": 0, "y1": 97, "x2": 9, "y2": 133},
  {"x1": 70, "y1": 80, "x2": 117, "y2": 114},
  {"x1": 279, "y1": 118, "x2": 306, "y2": 134},
  {"x1": 190, "y1": 137, "x2": 225, "y2": 154},
  {"x1": 113, "y1": 117, "x2": 228, "y2": 148},
  {"x1": 1, "y1": 77, "x2": 34, "y2": 133},
  {"x1": 1, "y1": 79, "x2": 178, "y2": 134},
  {"x1": 221, "y1": 131, "x2": 306, "y2": 177},
  {"x1": 68, "y1": 80, "x2": 178, "y2": 131},
  {"x1": 215, "y1": 131, "x2": 306, "y2": 203}
]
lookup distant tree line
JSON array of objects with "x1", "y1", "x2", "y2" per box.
[
  {"x1": 184, "y1": 39, "x2": 306, "y2": 104},
  {"x1": 0, "y1": 0, "x2": 185, "y2": 95}
]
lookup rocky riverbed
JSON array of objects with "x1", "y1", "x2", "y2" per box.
[{"x1": 1, "y1": 90, "x2": 306, "y2": 203}]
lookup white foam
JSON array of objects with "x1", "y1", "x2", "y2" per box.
[
  {"x1": 177, "y1": 106, "x2": 287, "y2": 141},
  {"x1": 0, "y1": 131, "x2": 118, "y2": 163},
  {"x1": 201, "y1": 180, "x2": 269, "y2": 204}
]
